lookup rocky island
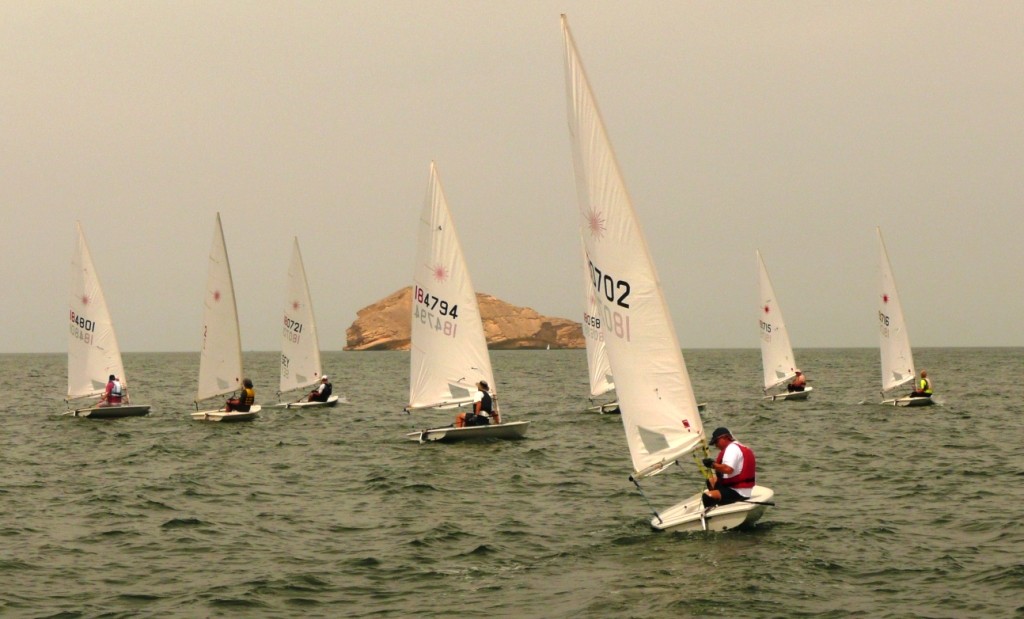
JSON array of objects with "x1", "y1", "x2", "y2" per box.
[{"x1": 345, "y1": 287, "x2": 584, "y2": 351}]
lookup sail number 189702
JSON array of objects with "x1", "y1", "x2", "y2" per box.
[{"x1": 587, "y1": 261, "x2": 632, "y2": 342}]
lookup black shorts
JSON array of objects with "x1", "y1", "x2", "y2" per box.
[{"x1": 716, "y1": 486, "x2": 748, "y2": 505}]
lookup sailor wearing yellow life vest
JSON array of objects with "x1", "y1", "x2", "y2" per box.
[
  {"x1": 225, "y1": 378, "x2": 256, "y2": 412},
  {"x1": 910, "y1": 369, "x2": 933, "y2": 398}
]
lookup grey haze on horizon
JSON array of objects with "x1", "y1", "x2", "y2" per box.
[{"x1": 3, "y1": 2, "x2": 1022, "y2": 354}]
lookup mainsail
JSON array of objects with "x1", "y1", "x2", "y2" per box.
[
  {"x1": 757, "y1": 250, "x2": 798, "y2": 392},
  {"x1": 196, "y1": 213, "x2": 244, "y2": 403},
  {"x1": 407, "y1": 162, "x2": 496, "y2": 411},
  {"x1": 563, "y1": 15, "x2": 703, "y2": 478},
  {"x1": 280, "y1": 238, "x2": 324, "y2": 395},
  {"x1": 68, "y1": 222, "x2": 128, "y2": 400},
  {"x1": 877, "y1": 227, "x2": 915, "y2": 393}
]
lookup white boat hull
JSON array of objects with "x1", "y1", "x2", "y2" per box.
[
  {"x1": 407, "y1": 420, "x2": 530, "y2": 443},
  {"x1": 652, "y1": 485, "x2": 774, "y2": 533},
  {"x1": 764, "y1": 386, "x2": 813, "y2": 401},
  {"x1": 66, "y1": 404, "x2": 151, "y2": 419},
  {"x1": 882, "y1": 395, "x2": 934, "y2": 407},
  {"x1": 585, "y1": 401, "x2": 620, "y2": 414},
  {"x1": 589, "y1": 402, "x2": 706, "y2": 415},
  {"x1": 277, "y1": 395, "x2": 342, "y2": 409},
  {"x1": 191, "y1": 404, "x2": 261, "y2": 422}
]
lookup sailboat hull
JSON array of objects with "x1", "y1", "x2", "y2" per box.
[
  {"x1": 882, "y1": 395, "x2": 934, "y2": 407},
  {"x1": 589, "y1": 402, "x2": 706, "y2": 414},
  {"x1": 67, "y1": 405, "x2": 151, "y2": 419},
  {"x1": 585, "y1": 401, "x2": 620, "y2": 414},
  {"x1": 652, "y1": 485, "x2": 774, "y2": 533},
  {"x1": 278, "y1": 395, "x2": 342, "y2": 409},
  {"x1": 407, "y1": 420, "x2": 530, "y2": 443},
  {"x1": 764, "y1": 386, "x2": 813, "y2": 402},
  {"x1": 191, "y1": 405, "x2": 261, "y2": 422}
]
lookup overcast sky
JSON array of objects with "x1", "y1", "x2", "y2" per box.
[{"x1": 3, "y1": 2, "x2": 1021, "y2": 353}]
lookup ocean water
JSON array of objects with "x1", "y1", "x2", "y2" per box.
[{"x1": 1, "y1": 348, "x2": 1022, "y2": 618}]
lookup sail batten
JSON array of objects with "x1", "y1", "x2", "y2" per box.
[
  {"x1": 563, "y1": 16, "x2": 703, "y2": 475},
  {"x1": 407, "y1": 162, "x2": 496, "y2": 411}
]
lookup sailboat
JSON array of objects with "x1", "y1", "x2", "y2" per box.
[
  {"x1": 757, "y1": 250, "x2": 812, "y2": 401},
  {"x1": 563, "y1": 15, "x2": 772, "y2": 531},
  {"x1": 877, "y1": 228, "x2": 933, "y2": 407},
  {"x1": 404, "y1": 162, "x2": 530, "y2": 442},
  {"x1": 65, "y1": 222, "x2": 150, "y2": 418},
  {"x1": 273, "y1": 238, "x2": 341, "y2": 409},
  {"x1": 191, "y1": 213, "x2": 261, "y2": 422},
  {"x1": 581, "y1": 241, "x2": 619, "y2": 413}
]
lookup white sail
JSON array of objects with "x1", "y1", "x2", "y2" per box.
[
  {"x1": 407, "y1": 162, "x2": 496, "y2": 411},
  {"x1": 196, "y1": 213, "x2": 245, "y2": 403},
  {"x1": 280, "y1": 238, "x2": 324, "y2": 394},
  {"x1": 563, "y1": 16, "x2": 703, "y2": 478},
  {"x1": 68, "y1": 222, "x2": 127, "y2": 400},
  {"x1": 877, "y1": 227, "x2": 915, "y2": 393},
  {"x1": 581, "y1": 240, "x2": 614, "y2": 398},
  {"x1": 757, "y1": 250, "x2": 798, "y2": 392}
]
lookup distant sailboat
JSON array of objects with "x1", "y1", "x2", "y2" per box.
[
  {"x1": 563, "y1": 15, "x2": 771, "y2": 531},
  {"x1": 65, "y1": 222, "x2": 150, "y2": 418},
  {"x1": 404, "y1": 162, "x2": 530, "y2": 442},
  {"x1": 274, "y1": 238, "x2": 341, "y2": 409},
  {"x1": 191, "y1": 213, "x2": 261, "y2": 422},
  {"x1": 757, "y1": 250, "x2": 812, "y2": 401},
  {"x1": 877, "y1": 228, "x2": 933, "y2": 407},
  {"x1": 580, "y1": 240, "x2": 619, "y2": 413}
]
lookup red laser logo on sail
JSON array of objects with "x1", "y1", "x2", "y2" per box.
[{"x1": 585, "y1": 209, "x2": 606, "y2": 240}]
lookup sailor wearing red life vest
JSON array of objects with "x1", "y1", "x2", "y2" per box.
[{"x1": 701, "y1": 426, "x2": 757, "y2": 508}]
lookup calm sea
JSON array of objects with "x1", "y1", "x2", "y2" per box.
[{"x1": 1, "y1": 348, "x2": 1021, "y2": 618}]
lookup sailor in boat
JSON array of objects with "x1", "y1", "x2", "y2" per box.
[
  {"x1": 96, "y1": 374, "x2": 124, "y2": 407},
  {"x1": 224, "y1": 378, "x2": 256, "y2": 412},
  {"x1": 307, "y1": 375, "x2": 333, "y2": 402},
  {"x1": 701, "y1": 427, "x2": 757, "y2": 508},
  {"x1": 455, "y1": 381, "x2": 494, "y2": 428},
  {"x1": 909, "y1": 369, "x2": 933, "y2": 398},
  {"x1": 787, "y1": 370, "x2": 806, "y2": 392}
]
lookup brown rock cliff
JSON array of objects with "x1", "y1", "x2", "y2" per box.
[{"x1": 345, "y1": 287, "x2": 583, "y2": 351}]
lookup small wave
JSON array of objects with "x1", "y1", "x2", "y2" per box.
[
  {"x1": 160, "y1": 517, "x2": 203, "y2": 528},
  {"x1": 0, "y1": 559, "x2": 36, "y2": 571},
  {"x1": 209, "y1": 597, "x2": 268, "y2": 608},
  {"x1": 117, "y1": 593, "x2": 161, "y2": 602},
  {"x1": 402, "y1": 482, "x2": 439, "y2": 493},
  {"x1": 461, "y1": 544, "x2": 495, "y2": 556},
  {"x1": 284, "y1": 597, "x2": 321, "y2": 607}
]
